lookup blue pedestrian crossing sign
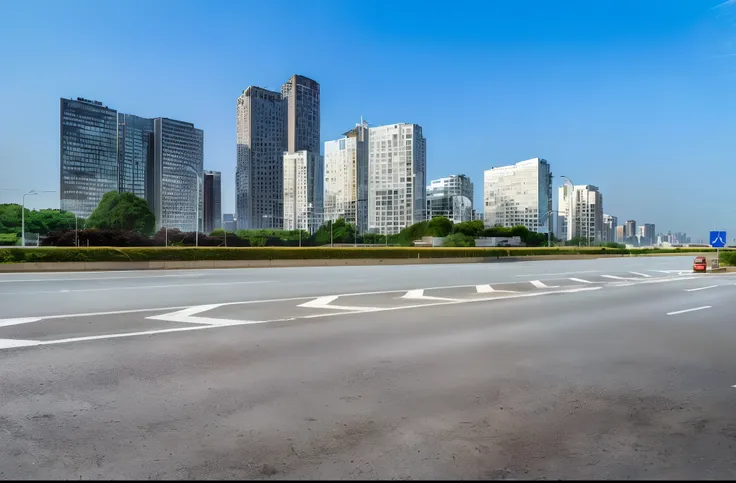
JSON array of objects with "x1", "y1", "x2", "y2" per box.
[{"x1": 710, "y1": 231, "x2": 727, "y2": 248}]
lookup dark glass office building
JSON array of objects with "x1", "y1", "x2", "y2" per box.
[
  {"x1": 203, "y1": 170, "x2": 222, "y2": 233},
  {"x1": 60, "y1": 98, "x2": 119, "y2": 218},
  {"x1": 118, "y1": 114, "x2": 154, "y2": 200}
]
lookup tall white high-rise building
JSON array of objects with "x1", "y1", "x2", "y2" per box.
[
  {"x1": 283, "y1": 151, "x2": 324, "y2": 234},
  {"x1": 558, "y1": 184, "x2": 604, "y2": 242},
  {"x1": 426, "y1": 174, "x2": 474, "y2": 223},
  {"x1": 324, "y1": 120, "x2": 369, "y2": 233},
  {"x1": 367, "y1": 123, "x2": 427, "y2": 235},
  {"x1": 483, "y1": 158, "x2": 552, "y2": 232}
]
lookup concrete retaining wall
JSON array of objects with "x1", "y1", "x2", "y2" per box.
[{"x1": 0, "y1": 252, "x2": 710, "y2": 273}]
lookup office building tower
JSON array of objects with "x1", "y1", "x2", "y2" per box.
[
  {"x1": 367, "y1": 123, "x2": 427, "y2": 235},
  {"x1": 324, "y1": 120, "x2": 369, "y2": 233},
  {"x1": 152, "y1": 118, "x2": 204, "y2": 232},
  {"x1": 603, "y1": 214, "x2": 618, "y2": 242},
  {"x1": 426, "y1": 174, "x2": 474, "y2": 223},
  {"x1": 203, "y1": 170, "x2": 222, "y2": 233},
  {"x1": 118, "y1": 113, "x2": 154, "y2": 200},
  {"x1": 624, "y1": 220, "x2": 637, "y2": 245},
  {"x1": 60, "y1": 98, "x2": 203, "y2": 231},
  {"x1": 235, "y1": 86, "x2": 287, "y2": 230},
  {"x1": 616, "y1": 225, "x2": 625, "y2": 243},
  {"x1": 282, "y1": 151, "x2": 324, "y2": 234},
  {"x1": 60, "y1": 98, "x2": 119, "y2": 218},
  {"x1": 558, "y1": 184, "x2": 603, "y2": 242},
  {"x1": 222, "y1": 213, "x2": 236, "y2": 232},
  {"x1": 282, "y1": 75, "x2": 320, "y2": 154},
  {"x1": 483, "y1": 158, "x2": 552, "y2": 232},
  {"x1": 639, "y1": 223, "x2": 655, "y2": 246},
  {"x1": 236, "y1": 74, "x2": 320, "y2": 230}
]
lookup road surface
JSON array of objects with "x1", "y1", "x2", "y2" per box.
[{"x1": 1, "y1": 256, "x2": 736, "y2": 479}]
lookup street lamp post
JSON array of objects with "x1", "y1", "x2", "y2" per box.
[
  {"x1": 184, "y1": 166, "x2": 202, "y2": 248},
  {"x1": 21, "y1": 190, "x2": 54, "y2": 247},
  {"x1": 543, "y1": 209, "x2": 560, "y2": 248}
]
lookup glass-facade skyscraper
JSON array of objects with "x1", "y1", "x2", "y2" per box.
[
  {"x1": 60, "y1": 98, "x2": 204, "y2": 231},
  {"x1": 60, "y1": 98, "x2": 119, "y2": 218},
  {"x1": 152, "y1": 118, "x2": 204, "y2": 233}
]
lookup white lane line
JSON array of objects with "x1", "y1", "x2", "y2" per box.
[
  {"x1": 568, "y1": 277, "x2": 594, "y2": 284},
  {"x1": 600, "y1": 275, "x2": 631, "y2": 280},
  {"x1": 0, "y1": 305, "x2": 191, "y2": 326},
  {"x1": 515, "y1": 270, "x2": 601, "y2": 278},
  {"x1": 0, "y1": 286, "x2": 604, "y2": 351},
  {"x1": 666, "y1": 306, "x2": 712, "y2": 316},
  {"x1": 685, "y1": 285, "x2": 719, "y2": 292},
  {"x1": 611, "y1": 275, "x2": 699, "y2": 287},
  {"x1": 297, "y1": 296, "x2": 379, "y2": 312},
  {"x1": 401, "y1": 289, "x2": 458, "y2": 301},
  {"x1": 629, "y1": 272, "x2": 652, "y2": 278},
  {"x1": 0, "y1": 274, "x2": 203, "y2": 283},
  {"x1": 0, "y1": 280, "x2": 273, "y2": 295},
  {"x1": 0, "y1": 338, "x2": 40, "y2": 349}
]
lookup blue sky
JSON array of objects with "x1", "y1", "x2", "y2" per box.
[{"x1": 1, "y1": 0, "x2": 735, "y2": 241}]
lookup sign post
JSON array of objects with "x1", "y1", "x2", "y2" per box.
[{"x1": 710, "y1": 230, "x2": 727, "y2": 269}]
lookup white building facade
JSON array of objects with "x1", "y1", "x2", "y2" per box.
[
  {"x1": 558, "y1": 184, "x2": 604, "y2": 243},
  {"x1": 367, "y1": 123, "x2": 427, "y2": 235},
  {"x1": 483, "y1": 158, "x2": 552, "y2": 232},
  {"x1": 426, "y1": 174, "x2": 474, "y2": 223},
  {"x1": 324, "y1": 121, "x2": 369, "y2": 233},
  {"x1": 603, "y1": 214, "x2": 618, "y2": 243},
  {"x1": 282, "y1": 151, "x2": 324, "y2": 234}
]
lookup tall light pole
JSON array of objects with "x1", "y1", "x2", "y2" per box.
[
  {"x1": 184, "y1": 166, "x2": 202, "y2": 248},
  {"x1": 560, "y1": 176, "x2": 575, "y2": 245},
  {"x1": 543, "y1": 209, "x2": 560, "y2": 247},
  {"x1": 21, "y1": 190, "x2": 54, "y2": 247}
]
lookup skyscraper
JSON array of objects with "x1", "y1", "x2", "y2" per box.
[
  {"x1": 235, "y1": 86, "x2": 287, "y2": 230},
  {"x1": 60, "y1": 98, "x2": 204, "y2": 231},
  {"x1": 484, "y1": 158, "x2": 552, "y2": 232},
  {"x1": 60, "y1": 98, "x2": 119, "y2": 218},
  {"x1": 324, "y1": 120, "x2": 369, "y2": 233},
  {"x1": 152, "y1": 118, "x2": 204, "y2": 232},
  {"x1": 367, "y1": 123, "x2": 427, "y2": 235},
  {"x1": 603, "y1": 214, "x2": 618, "y2": 242},
  {"x1": 624, "y1": 220, "x2": 637, "y2": 245},
  {"x1": 426, "y1": 174, "x2": 474, "y2": 223},
  {"x1": 236, "y1": 74, "x2": 320, "y2": 231},
  {"x1": 203, "y1": 170, "x2": 222, "y2": 233},
  {"x1": 282, "y1": 151, "x2": 324, "y2": 234},
  {"x1": 118, "y1": 113, "x2": 154, "y2": 200},
  {"x1": 558, "y1": 184, "x2": 603, "y2": 242}
]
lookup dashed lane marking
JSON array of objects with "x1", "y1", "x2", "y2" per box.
[
  {"x1": 401, "y1": 289, "x2": 458, "y2": 301},
  {"x1": 629, "y1": 271, "x2": 652, "y2": 278},
  {"x1": 685, "y1": 285, "x2": 719, "y2": 292},
  {"x1": 666, "y1": 306, "x2": 712, "y2": 316},
  {"x1": 568, "y1": 277, "x2": 594, "y2": 284},
  {"x1": 530, "y1": 280, "x2": 559, "y2": 289},
  {"x1": 297, "y1": 296, "x2": 381, "y2": 312}
]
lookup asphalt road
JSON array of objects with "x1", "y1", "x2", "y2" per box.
[{"x1": 1, "y1": 256, "x2": 736, "y2": 479}]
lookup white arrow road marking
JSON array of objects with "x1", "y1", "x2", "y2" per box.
[
  {"x1": 530, "y1": 280, "x2": 559, "y2": 289},
  {"x1": 0, "y1": 338, "x2": 40, "y2": 349},
  {"x1": 0, "y1": 317, "x2": 43, "y2": 328},
  {"x1": 666, "y1": 306, "x2": 711, "y2": 316},
  {"x1": 146, "y1": 305, "x2": 249, "y2": 326},
  {"x1": 0, "y1": 286, "x2": 604, "y2": 351},
  {"x1": 298, "y1": 296, "x2": 380, "y2": 312},
  {"x1": 475, "y1": 284, "x2": 517, "y2": 294},
  {"x1": 629, "y1": 272, "x2": 652, "y2": 278},
  {"x1": 685, "y1": 285, "x2": 719, "y2": 292},
  {"x1": 401, "y1": 289, "x2": 458, "y2": 301},
  {"x1": 568, "y1": 278, "x2": 594, "y2": 284}
]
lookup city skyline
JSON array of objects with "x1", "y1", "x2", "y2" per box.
[{"x1": 3, "y1": 1, "x2": 736, "y2": 239}]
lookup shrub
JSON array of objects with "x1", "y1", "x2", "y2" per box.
[
  {"x1": 442, "y1": 233, "x2": 475, "y2": 247},
  {"x1": 719, "y1": 250, "x2": 736, "y2": 266}
]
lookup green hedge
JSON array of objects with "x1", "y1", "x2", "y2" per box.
[
  {"x1": 0, "y1": 246, "x2": 725, "y2": 264},
  {"x1": 719, "y1": 250, "x2": 736, "y2": 266}
]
